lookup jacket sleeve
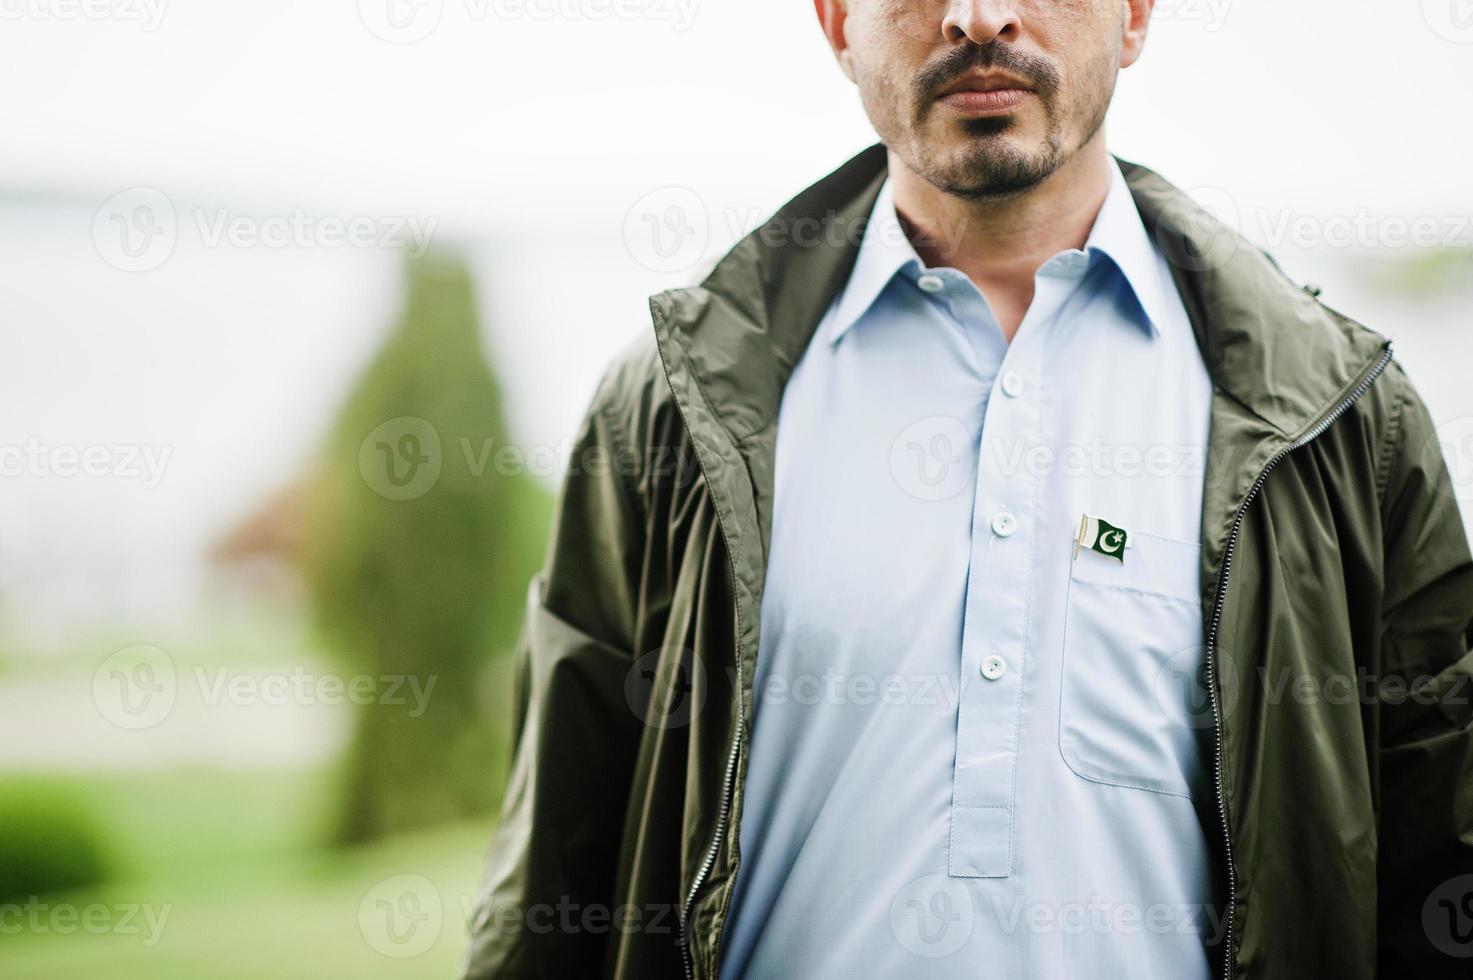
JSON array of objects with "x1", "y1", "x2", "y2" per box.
[
  {"x1": 462, "y1": 380, "x2": 649, "y2": 979},
  {"x1": 1375, "y1": 368, "x2": 1473, "y2": 974}
]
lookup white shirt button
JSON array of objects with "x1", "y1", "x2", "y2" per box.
[
  {"x1": 1000, "y1": 372, "x2": 1024, "y2": 398},
  {"x1": 917, "y1": 273, "x2": 945, "y2": 293},
  {"x1": 980, "y1": 654, "x2": 1007, "y2": 680},
  {"x1": 991, "y1": 511, "x2": 1017, "y2": 537}
]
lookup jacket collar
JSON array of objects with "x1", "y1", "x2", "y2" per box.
[
  {"x1": 1116, "y1": 158, "x2": 1389, "y2": 440},
  {"x1": 649, "y1": 143, "x2": 1390, "y2": 604}
]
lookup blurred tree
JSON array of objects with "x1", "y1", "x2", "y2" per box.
[
  {"x1": 304, "y1": 253, "x2": 552, "y2": 844},
  {"x1": 0, "y1": 778, "x2": 112, "y2": 903},
  {"x1": 1365, "y1": 246, "x2": 1473, "y2": 297}
]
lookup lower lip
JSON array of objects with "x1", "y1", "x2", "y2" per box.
[{"x1": 938, "y1": 88, "x2": 1035, "y2": 115}]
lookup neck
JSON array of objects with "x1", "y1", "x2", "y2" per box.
[{"x1": 887, "y1": 133, "x2": 1114, "y2": 340}]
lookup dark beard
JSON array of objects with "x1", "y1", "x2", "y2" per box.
[
  {"x1": 908, "y1": 38, "x2": 1110, "y2": 200},
  {"x1": 923, "y1": 82, "x2": 1109, "y2": 201},
  {"x1": 936, "y1": 117, "x2": 1067, "y2": 200}
]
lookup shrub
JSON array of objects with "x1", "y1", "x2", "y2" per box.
[{"x1": 0, "y1": 779, "x2": 112, "y2": 902}]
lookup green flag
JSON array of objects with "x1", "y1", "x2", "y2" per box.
[{"x1": 1076, "y1": 514, "x2": 1128, "y2": 562}]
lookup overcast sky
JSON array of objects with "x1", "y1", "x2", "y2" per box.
[{"x1": 4, "y1": 1, "x2": 1472, "y2": 220}]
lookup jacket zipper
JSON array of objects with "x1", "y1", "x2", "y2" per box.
[
  {"x1": 678, "y1": 713, "x2": 742, "y2": 980},
  {"x1": 1202, "y1": 343, "x2": 1392, "y2": 980},
  {"x1": 649, "y1": 296, "x2": 747, "y2": 980}
]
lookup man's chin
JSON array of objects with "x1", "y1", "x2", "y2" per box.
[{"x1": 925, "y1": 137, "x2": 1057, "y2": 201}]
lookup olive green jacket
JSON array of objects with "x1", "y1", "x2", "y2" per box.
[{"x1": 463, "y1": 145, "x2": 1473, "y2": 979}]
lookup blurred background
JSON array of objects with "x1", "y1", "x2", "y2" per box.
[{"x1": 1, "y1": 2, "x2": 1470, "y2": 976}]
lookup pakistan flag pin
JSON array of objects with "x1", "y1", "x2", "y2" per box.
[{"x1": 1075, "y1": 514, "x2": 1128, "y2": 562}]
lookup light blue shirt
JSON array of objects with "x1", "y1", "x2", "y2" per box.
[{"x1": 721, "y1": 161, "x2": 1220, "y2": 979}]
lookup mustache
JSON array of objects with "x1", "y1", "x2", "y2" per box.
[{"x1": 916, "y1": 41, "x2": 1062, "y2": 104}]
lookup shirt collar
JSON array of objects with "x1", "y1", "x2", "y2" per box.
[
  {"x1": 822, "y1": 158, "x2": 1168, "y2": 346},
  {"x1": 1081, "y1": 159, "x2": 1168, "y2": 338},
  {"x1": 821, "y1": 178, "x2": 922, "y2": 346}
]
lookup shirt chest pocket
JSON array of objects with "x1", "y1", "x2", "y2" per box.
[{"x1": 1057, "y1": 529, "x2": 1210, "y2": 799}]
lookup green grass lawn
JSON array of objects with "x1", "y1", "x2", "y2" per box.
[{"x1": 0, "y1": 768, "x2": 496, "y2": 979}]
